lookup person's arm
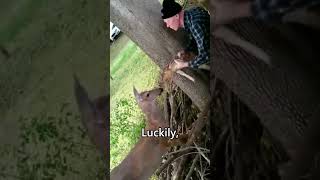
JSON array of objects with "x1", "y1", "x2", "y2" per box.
[
  {"x1": 213, "y1": 0, "x2": 320, "y2": 24},
  {"x1": 188, "y1": 23, "x2": 209, "y2": 69},
  {"x1": 250, "y1": 0, "x2": 315, "y2": 22},
  {"x1": 185, "y1": 33, "x2": 197, "y2": 54}
]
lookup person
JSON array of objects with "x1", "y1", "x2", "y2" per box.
[
  {"x1": 161, "y1": 0, "x2": 210, "y2": 70},
  {"x1": 213, "y1": 0, "x2": 320, "y2": 25}
]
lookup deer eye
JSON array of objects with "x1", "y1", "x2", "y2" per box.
[{"x1": 146, "y1": 93, "x2": 149, "y2": 97}]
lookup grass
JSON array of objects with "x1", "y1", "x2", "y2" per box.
[
  {"x1": 110, "y1": 39, "x2": 160, "y2": 170},
  {"x1": 0, "y1": 0, "x2": 107, "y2": 179},
  {"x1": 0, "y1": 0, "x2": 42, "y2": 43}
]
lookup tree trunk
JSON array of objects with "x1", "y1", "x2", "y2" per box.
[
  {"x1": 210, "y1": 3, "x2": 320, "y2": 177},
  {"x1": 110, "y1": 0, "x2": 210, "y2": 110}
]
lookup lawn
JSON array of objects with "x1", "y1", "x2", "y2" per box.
[
  {"x1": 0, "y1": 0, "x2": 107, "y2": 179},
  {"x1": 110, "y1": 39, "x2": 160, "y2": 170}
]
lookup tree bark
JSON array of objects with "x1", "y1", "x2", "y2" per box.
[
  {"x1": 110, "y1": 0, "x2": 210, "y2": 110},
  {"x1": 210, "y1": 7, "x2": 320, "y2": 177}
]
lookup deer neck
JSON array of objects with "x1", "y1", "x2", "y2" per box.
[
  {"x1": 111, "y1": 136, "x2": 167, "y2": 180},
  {"x1": 111, "y1": 101, "x2": 169, "y2": 180},
  {"x1": 142, "y1": 104, "x2": 167, "y2": 129}
]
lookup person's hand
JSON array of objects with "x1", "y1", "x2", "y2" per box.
[
  {"x1": 176, "y1": 50, "x2": 186, "y2": 58},
  {"x1": 170, "y1": 59, "x2": 189, "y2": 71},
  {"x1": 176, "y1": 50, "x2": 195, "y2": 62}
]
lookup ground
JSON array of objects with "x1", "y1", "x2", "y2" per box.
[
  {"x1": 0, "y1": 0, "x2": 107, "y2": 179},
  {"x1": 110, "y1": 33, "x2": 129, "y2": 62}
]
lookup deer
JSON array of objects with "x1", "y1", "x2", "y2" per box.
[
  {"x1": 73, "y1": 75, "x2": 109, "y2": 160},
  {"x1": 74, "y1": 75, "x2": 186, "y2": 179},
  {"x1": 110, "y1": 87, "x2": 187, "y2": 180}
]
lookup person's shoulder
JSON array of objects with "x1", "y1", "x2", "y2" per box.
[
  {"x1": 185, "y1": 6, "x2": 204, "y2": 12},
  {"x1": 185, "y1": 6, "x2": 209, "y2": 16}
]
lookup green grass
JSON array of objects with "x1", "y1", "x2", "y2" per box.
[
  {"x1": 110, "y1": 40, "x2": 160, "y2": 170},
  {"x1": 0, "y1": 0, "x2": 43, "y2": 43},
  {"x1": 0, "y1": 0, "x2": 108, "y2": 178}
]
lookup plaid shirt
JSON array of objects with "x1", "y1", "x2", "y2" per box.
[
  {"x1": 183, "y1": 7, "x2": 210, "y2": 69},
  {"x1": 252, "y1": 0, "x2": 320, "y2": 22}
]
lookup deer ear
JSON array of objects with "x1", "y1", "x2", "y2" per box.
[
  {"x1": 133, "y1": 86, "x2": 141, "y2": 101},
  {"x1": 73, "y1": 74, "x2": 96, "y2": 127}
]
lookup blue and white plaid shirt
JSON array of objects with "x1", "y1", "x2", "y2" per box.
[
  {"x1": 252, "y1": 0, "x2": 320, "y2": 22},
  {"x1": 183, "y1": 7, "x2": 210, "y2": 69}
]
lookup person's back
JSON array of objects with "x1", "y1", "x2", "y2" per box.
[
  {"x1": 184, "y1": 6, "x2": 209, "y2": 27},
  {"x1": 183, "y1": 6, "x2": 210, "y2": 68},
  {"x1": 213, "y1": 0, "x2": 320, "y2": 25}
]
